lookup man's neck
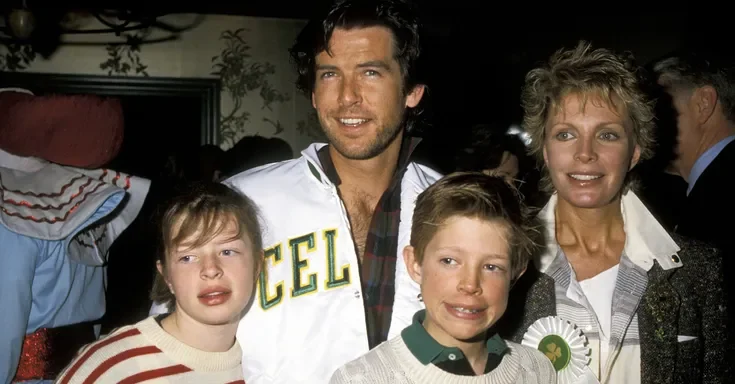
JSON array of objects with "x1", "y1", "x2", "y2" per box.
[
  {"x1": 680, "y1": 120, "x2": 735, "y2": 181},
  {"x1": 161, "y1": 310, "x2": 238, "y2": 352},
  {"x1": 330, "y1": 134, "x2": 403, "y2": 195}
]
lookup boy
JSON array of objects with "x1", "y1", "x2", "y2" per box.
[{"x1": 330, "y1": 172, "x2": 556, "y2": 383}]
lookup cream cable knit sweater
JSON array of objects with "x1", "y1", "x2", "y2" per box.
[{"x1": 330, "y1": 335, "x2": 556, "y2": 384}]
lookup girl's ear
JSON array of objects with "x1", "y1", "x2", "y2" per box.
[{"x1": 156, "y1": 260, "x2": 165, "y2": 278}]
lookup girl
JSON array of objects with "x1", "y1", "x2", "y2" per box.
[{"x1": 56, "y1": 182, "x2": 263, "y2": 383}]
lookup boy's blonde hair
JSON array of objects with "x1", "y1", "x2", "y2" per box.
[
  {"x1": 410, "y1": 172, "x2": 537, "y2": 280},
  {"x1": 150, "y1": 182, "x2": 264, "y2": 311}
]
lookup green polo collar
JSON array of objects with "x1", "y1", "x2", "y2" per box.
[{"x1": 401, "y1": 309, "x2": 508, "y2": 366}]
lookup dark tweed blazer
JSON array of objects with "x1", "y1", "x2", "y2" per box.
[{"x1": 496, "y1": 234, "x2": 733, "y2": 384}]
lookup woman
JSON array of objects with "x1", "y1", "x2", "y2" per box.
[
  {"x1": 56, "y1": 182, "x2": 262, "y2": 383},
  {"x1": 499, "y1": 41, "x2": 731, "y2": 384}
]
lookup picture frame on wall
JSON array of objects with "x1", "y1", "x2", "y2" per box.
[
  {"x1": 0, "y1": 71, "x2": 222, "y2": 179},
  {"x1": 0, "y1": 72, "x2": 221, "y2": 145}
]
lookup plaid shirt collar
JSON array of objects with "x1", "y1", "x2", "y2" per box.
[
  {"x1": 315, "y1": 137, "x2": 419, "y2": 188},
  {"x1": 316, "y1": 136, "x2": 422, "y2": 348}
]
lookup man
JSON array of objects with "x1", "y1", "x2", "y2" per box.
[
  {"x1": 652, "y1": 52, "x2": 735, "y2": 251},
  {"x1": 652, "y1": 51, "x2": 735, "y2": 323},
  {"x1": 226, "y1": 1, "x2": 439, "y2": 382}
]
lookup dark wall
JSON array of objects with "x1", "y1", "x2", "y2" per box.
[{"x1": 415, "y1": 7, "x2": 727, "y2": 167}]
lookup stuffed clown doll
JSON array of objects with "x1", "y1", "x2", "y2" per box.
[{"x1": 0, "y1": 88, "x2": 150, "y2": 383}]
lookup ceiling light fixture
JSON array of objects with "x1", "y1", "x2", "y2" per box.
[{"x1": 6, "y1": 1, "x2": 35, "y2": 40}]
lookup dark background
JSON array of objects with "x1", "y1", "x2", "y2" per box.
[{"x1": 2, "y1": 1, "x2": 729, "y2": 329}]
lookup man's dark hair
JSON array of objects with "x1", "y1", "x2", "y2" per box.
[
  {"x1": 290, "y1": 0, "x2": 422, "y2": 94},
  {"x1": 455, "y1": 124, "x2": 529, "y2": 173},
  {"x1": 653, "y1": 50, "x2": 735, "y2": 122},
  {"x1": 289, "y1": 0, "x2": 425, "y2": 131}
]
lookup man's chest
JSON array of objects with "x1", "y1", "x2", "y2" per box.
[
  {"x1": 677, "y1": 187, "x2": 733, "y2": 248},
  {"x1": 341, "y1": 192, "x2": 380, "y2": 260},
  {"x1": 237, "y1": 194, "x2": 409, "y2": 381}
]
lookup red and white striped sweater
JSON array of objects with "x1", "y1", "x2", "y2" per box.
[{"x1": 55, "y1": 316, "x2": 245, "y2": 383}]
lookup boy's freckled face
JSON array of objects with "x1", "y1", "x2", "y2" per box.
[{"x1": 405, "y1": 216, "x2": 514, "y2": 345}]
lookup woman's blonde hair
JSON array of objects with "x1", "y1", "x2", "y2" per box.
[{"x1": 521, "y1": 41, "x2": 656, "y2": 192}]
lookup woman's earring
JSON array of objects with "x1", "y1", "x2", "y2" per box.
[{"x1": 417, "y1": 293, "x2": 423, "y2": 302}]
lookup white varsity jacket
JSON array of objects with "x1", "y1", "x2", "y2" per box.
[{"x1": 226, "y1": 143, "x2": 441, "y2": 384}]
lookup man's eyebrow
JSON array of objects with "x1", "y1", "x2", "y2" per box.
[
  {"x1": 315, "y1": 61, "x2": 392, "y2": 72},
  {"x1": 357, "y1": 60, "x2": 391, "y2": 71},
  {"x1": 316, "y1": 64, "x2": 338, "y2": 71}
]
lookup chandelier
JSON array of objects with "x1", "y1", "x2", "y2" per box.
[{"x1": 2, "y1": 3, "x2": 199, "y2": 42}]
